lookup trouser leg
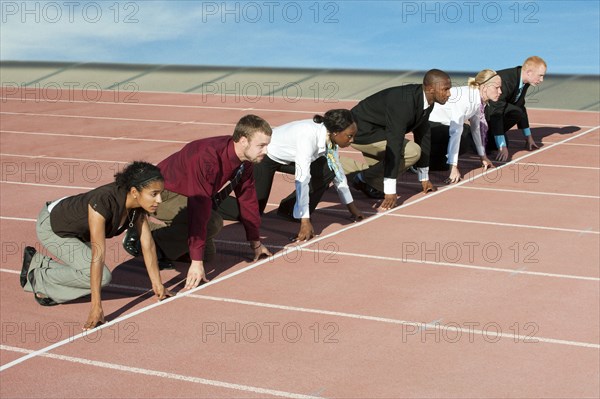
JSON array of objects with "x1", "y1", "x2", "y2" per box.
[
  {"x1": 279, "y1": 157, "x2": 335, "y2": 217},
  {"x1": 24, "y1": 205, "x2": 111, "y2": 304},
  {"x1": 151, "y1": 190, "x2": 222, "y2": 261},
  {"x1": 349, "y1": 140, "x2": 420, "y2": 192}
]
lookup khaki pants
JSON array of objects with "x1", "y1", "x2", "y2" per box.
[
  {"x1": 150, "y1": 190, "x2": 222, "y2": 261},
  {"x1": 24, "y1": 205, "x2": 112, "y2": 304},
  {"x1": 340, "y1": 139, "x2": 421, "y2": 192}
]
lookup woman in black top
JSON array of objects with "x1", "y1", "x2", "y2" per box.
[{"x1": 21, "y1": 161, "x2": 172, "y2": 330}]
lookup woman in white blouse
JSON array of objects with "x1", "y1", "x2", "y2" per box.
[
  {"x1": 219, "y1": 109, "x2": 365, "y2": 242},
  {"x1": 428, "y1": 69, "x2": 502, "y2": 183}
]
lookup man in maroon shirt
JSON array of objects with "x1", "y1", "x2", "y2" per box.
[{"x1": 152, "y1": 115, "x2": 273, "y2": 289}]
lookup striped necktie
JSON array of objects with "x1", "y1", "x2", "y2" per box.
[
  {"x1": 212, "y1": 163, "x2": 245, "y2": 209},
  {"x1": 515, "y1": 84, "x2": 524, "y2": 102},
  {"x1": 479, "y1": 102, "x2": 488, "y2": 148}
]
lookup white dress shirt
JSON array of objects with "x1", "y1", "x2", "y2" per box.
[
  {"x1": 267, "y1": 119, "x2": 353, "y2": 219},
  {"x1": 429, "y1": 86, "x2": 486, "y2": 164}
]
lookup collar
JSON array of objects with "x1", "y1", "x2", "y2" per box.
[
  {"x1": 226, "y1": 137, "x2": 243, "y2": 168},
  {"x1": 422, "y1": 90, "x2": 430, "y2": 110}
]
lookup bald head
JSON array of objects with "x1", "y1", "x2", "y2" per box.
[
  {"x1": 423, "y1": 69, "x2": 451, "y2": 87},
  {"x1": 423, "y1": 69, "x2": 452, "y2": 106}
]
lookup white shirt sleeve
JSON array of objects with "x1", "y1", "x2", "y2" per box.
[
  {"x1": 292, "y1": 131, "x2": 317, "y2": 219},
  {"x1": 470, "y1": 111, "x2": 486, "y2": 157},
  {"x1": 447, "y1": 112, "x2": 466, "y2": 166},
  {"x1": 383, "y1": 178, "x2": 396, "y2": 195},
  {"x1": 331, "y1": 148, "x2": 353, "y2": 205}
]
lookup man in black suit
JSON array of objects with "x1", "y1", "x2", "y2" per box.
[
  {"x1": 340, "y1": 69, "x2": 452, "y2": 210},
  {"x1": 487, "y1": 56, "x2": 547, "y2": 161}
]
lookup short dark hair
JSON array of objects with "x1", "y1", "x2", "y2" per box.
[
  {"x1": 313, "y1": 109, "x2": 355, "y2": 133},
  {"x1": 423, "y1": 69, "x2": 451, "y2": 87},
  {"x1": 232, "y1": 114, "x2": 272, "y2": 142},
  {"x1": 115, "y1": 161, "x2": 163, "y2": 191}
]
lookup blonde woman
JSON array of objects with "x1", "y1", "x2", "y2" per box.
[{"x1": 428, "y1": 69, "x2": 502, "y2": 183}]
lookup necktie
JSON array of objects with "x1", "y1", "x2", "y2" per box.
[
  {"x1": 325, "y1": 142, "x2": 345, "y2": 183},
  {"x1": 515, "y1": 84, "x2": 524, "y2": 102},
  {"x1": 479, "y1": 102, "x2": 488, "y2": 149},
  {"x1": 212, "y1": 163, "x2": 245, "y2": 210}
]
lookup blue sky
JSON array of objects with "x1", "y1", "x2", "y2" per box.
[{"x1": 1, "y1": 0, "x2": 599, "y2": 74}]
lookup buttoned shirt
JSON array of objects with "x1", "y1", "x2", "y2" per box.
[
  {"x1": 157, "y1": 136, "x2": 260, "y2": 260},
  {"x1": 267, "y1": 119, "x2": 353, "y2": 219},
  {"x1": 429, "y1": 86, "x2": 486, "y2": 162}
]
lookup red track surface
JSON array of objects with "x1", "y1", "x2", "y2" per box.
[{"x1": 1, "y1": 88, "x2": 599, "y2": 398}]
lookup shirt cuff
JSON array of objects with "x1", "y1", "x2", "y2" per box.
[
  {"x1": 495, "y1": 135, "x2": 507, "y2": 149},
  {"x1": 522, "y1": 127, "x2": 532, "y2": 137},
  {"x1": 417, "y1": 167, "x2": 429, "y2": 182},
  {"x1": 383, "y1": 178, "x2": 396, "y2": 195},
  {"x1": 337, "y1": 186, "x2": 353, "y2": 205}
]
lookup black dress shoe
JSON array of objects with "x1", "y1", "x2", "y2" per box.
[
  {"x1": 351, "y1": 175, "x2": 385, "y2": 199},
  {"x1": 276, "y1": 207, "x2": 300, "y2": 223},
  {"x1": 27, "y1": 269, "x2": 58, "y2": 306},
  {"x1": 122, "y1": 228, "x2": 141, "y2": 257},
  {"x1": 20, "y1": 246, "x2": 36, "y2": 288}
]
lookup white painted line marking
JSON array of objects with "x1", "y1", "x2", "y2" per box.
[
  {"x1": 0, "y1": 153, "x2": 128, "y2": 164},
  {"x1": 0, "y1": 345, "x2": 321, "y2": 399},
  {"x1": 457, "y1": 186, "x2": 600, "y2": 199},
  {"x1": 212, "y1": 241, "x2": 600, "y2": 282},
  {"x1": 0, "y1": 111, "x2": 235, "y2": 127},
  {"x1": 3, "y1": 275, "x2": 597, "y2": 349},
  {"x1": 1, "y1": 130, "x2": 188, "y2": 144},
  {"x1": 186, "y1": 295, "x2": 599, "y2": 349}
]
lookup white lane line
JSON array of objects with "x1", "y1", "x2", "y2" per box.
[
  {"x1": 385, "y1": 214, "x2": 599, "y2": 235},
  {"x1": 0, "y1": 216, "x2": 37, "y2": 222},
  {"x1": 1, "y1": 130, "x2": 189, "y2": 144},
  {"x1": 212, "y1": 240, "x2": 600, "y2": 282},
  {"x1": 3, "y1": 110, "x2": 598, "y2": 133},
  {"x1": 0, "y1": 111, "x2": 236, "y2": 127},
  {"x1": 3, "y1": 174, "x2": 598, "y2": 202},
  {"x1": 0, "y1": 153, "x2": 129, "y2": 164},
  {"x1": 1, "y1": 125, "x2": 597, "y2": 372},
  {"x1": 457, "y1": 186, "x2": 600, "y2": 199},
  {"x1": 511, "y1": 162, "x2": 599, "y2": 171},
  {"x1": 2, "y1": 277, "x2": 597, "y2": 349},
  {"x1": 2, "y1": 153, "x2": 597, "y2": 174},
  {"x1": 0, "y1": 345, "x2": 321, "y2": 399},
  {"x1": 0, "y1": 96, "x2": 331, "y2": 115},
  {"x1": 5, "y1": 205, "x2": 597, "y2": 236},
  {"x1": 265, "y1": 205, "x2": 599, "y2": 235},
  {"x1": 184, "y1": 296, "x2": 599, "y2": 349},
  {"x1": 2, "y1": 96, "x2": 597, "y2": 119},
  {"x1": 0, "y1": 181, "x2": 93, "y2": 190}
]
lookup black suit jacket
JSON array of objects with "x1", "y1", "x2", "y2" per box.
[
  {"x1": 351, "y1": 84, "x2": 433, "y2": 180},
  {"x1": 487, "y1": 66, "x2": 530, "y2": 137}
]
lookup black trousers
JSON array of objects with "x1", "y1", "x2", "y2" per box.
[
  {"x1": 486, "y1": 103, "x2": 526, "y2": 151},
  {"x1": 429, "y1": 122, "x2": 475, "y2": 170},
  {"x1": 218, "y1": 155, "x2": 335, "y2": 221}
]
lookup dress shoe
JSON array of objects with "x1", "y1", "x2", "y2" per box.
[
  {"x1": 351, "y1": 175, "x2": 385, "y2": 199},
  {"x1": 122, "y1": 228, "x2": 141, "y2": 257},
  {"x1": 28, "y1": 269, "x2": 58, "y2": 306},
  {"x1": 276, "y1": 207, "x2": 300, "y2": 223},
  {"x1": 20, "y1": 246, "x2": 36, "y2": 288}
]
